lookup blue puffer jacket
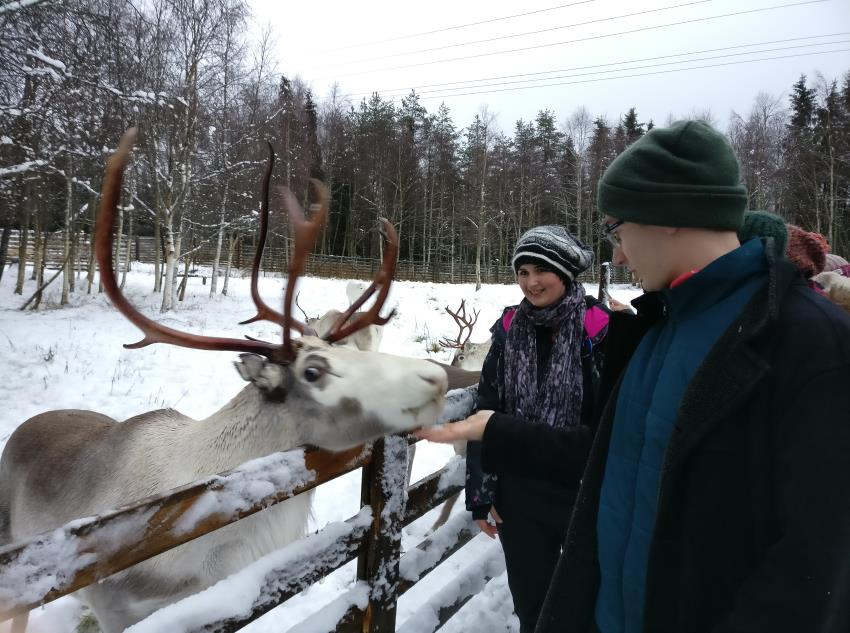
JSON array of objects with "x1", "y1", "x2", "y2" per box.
[{"x1": 594, "y1": 239, "x2": 767, "y2": 633}]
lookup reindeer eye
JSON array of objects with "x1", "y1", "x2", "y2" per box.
[{"x1": 303, "y1": 366, "x2": 324, "y2": 383}]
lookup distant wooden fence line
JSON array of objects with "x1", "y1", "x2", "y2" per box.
[
  {"x1": 0, "y1": 434, "x2": 488, "y2": 632},
  {"x1": 4, "y1": 231, "x2": 633, "y2": 285}
]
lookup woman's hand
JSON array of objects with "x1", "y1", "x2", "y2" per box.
[
  {"x1": 414, "y1": 410, "x2": 495, "y2": 443},
  {"x1": 476, "y1": 506, "x2": 503, "y2": 539},
  {"x1": 607, "y1": 296, "x2": 632, "y2": 312}
]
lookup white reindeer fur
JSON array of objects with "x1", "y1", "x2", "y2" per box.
[
  {"x1": 307, "y1": 308, "x2": 383, "y2": 352},
  {"x1": 450, "y1": 339, "x2": 492, "y2": 370},
  {"x1": 345, "y1": 281, "x2": 369, "y2": 307},
  {"x1": 0, "y1": 337, "x2": 447, "y2": 632},
  {"x1": 814, "y1": 271, "x2": 850, "y2": 314}
]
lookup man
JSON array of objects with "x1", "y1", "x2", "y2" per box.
[{"x1": 535, "y1": 120, "x2": 850, "y2": 633}]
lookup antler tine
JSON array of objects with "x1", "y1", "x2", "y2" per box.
[
  {"x1": 294, "y1": 292, "x2": 313, "y2": 323},
  {"x1": 438, "y1": 336, "x2": 463, "y2": 350},
  {"x1": 445, "y1": 299, "x2": 466, "y2": 323},
  {"x1": 324, "y1": 219, "x2": 399, "y2": 343},
  {"x1": 280, "y1": 179, "x2": 329, "y2": 353},
  {"x1": 439, "y1": 301, "x2": 466, "y2": 349},
  {"x1": 442, "y1": 299, "x2": 479, "y2": 348},
  {"x1": 239, "y1": 144, "x2": 311, "y2": 336},
  {"x1": 95, "y1": 129, "x2": 281, "y2": 359},
  {"x1": 463, "y1": 306, "x2": 480, "y2": 346}
]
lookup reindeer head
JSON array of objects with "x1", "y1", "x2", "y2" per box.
[
  {"x1": 96, "y1": 129, "x2": 447, "y2": 450},
  {"x1": 439, "y1": 300, "x2": 492, "y2": 370}
]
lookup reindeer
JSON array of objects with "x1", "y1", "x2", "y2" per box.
[
  {"x1": 439, "y1": 300, "x2": 493, "y2": 371},
  {"x1": 0, "y1": 131, "x2": 448, "y2": 633},
  {"x1": 418, "y1": 300, "x2": 496, "y2": 533},
  {"x1": 295, "y1": 293, "x2": 383, "y2": 352}
]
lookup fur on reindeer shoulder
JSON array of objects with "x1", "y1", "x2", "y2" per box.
[{"x1": 813, "y1": 270, "x2": 850, "y2": 314}]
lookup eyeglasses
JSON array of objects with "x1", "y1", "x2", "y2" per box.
[{"x1": 603, "y1": 220, "x2": 624, "y2": 247}]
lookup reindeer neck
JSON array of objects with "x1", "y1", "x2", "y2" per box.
[{"x1": 187, "y1": 385, "x2": 302, "y2": 476}]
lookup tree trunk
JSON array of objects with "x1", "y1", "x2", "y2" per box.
[
  {"x1": 153, "y1": 217, "x2": 162, "y2": 293},
  {"x1": 114, "y1": 196, "x2": 124, "y2": 281},
  {"x1": 120, "y1": 208, "x2": 134, "y2": 289},
  {"x1": 31, "y1": 236, "x2": 48, "y2": 309},
  {"x1": 827, "y1": 134, "x2": 835, "y2": 249},
  {"x1": 475, "y1": 151, "x2": 488, "y2": 292},
  {"x1": 222, "y1": 230, "x2": 237, "y2": 296},
  {"x1": 161, "y1": 221, "x2": 178, "y2": 312},
  {"x1": 87, "y1": 190, "x2": 97, "y2": 294},
  {"x1": 0, "y1": 219, "x2": 10, "y2": 284},
  {"x1": 70, "y1": 218, "x2": 80, "y2": 292},
  {"x1": 178, "y1": 249, "x2": 190, "y2": 302},
  {"x1": 62, "y1": 161, "x2": 73, "y2": 305},
  {"x1": 210, "y1": 180, "x2": 228, "y2": 296},
  {"x1": 575, "y1": 157, "x2": 584, "y2": 241},
  {"x1": 14, "y1": 202, "x2": 30, "y2": 295},
  {"x1": 30, "y1": 212, "x2": 41, "y2": 282},
  {"x1": 450, "y1": 196, "x2": 456, "y2": 283}
]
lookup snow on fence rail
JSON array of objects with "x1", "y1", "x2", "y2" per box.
[{"x1": 0, "y1": 392, "x2": 481, "y2": 632}]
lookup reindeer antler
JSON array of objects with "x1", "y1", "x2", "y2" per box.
[
  {"x1": 324, "y1": 220, "x2": 399, "y2": 344},
  {"x1": 96, "y1": 130, "x2": 315, "y2": 364},
  {"x1": 294, "y1": 292, "x2": 315, "y2": 323},
  {"x1": 239, "y1": 144, "x2": 313, "y2": 337},
  {"x1": 279, "y1": 180, "x2": 329, "y2": 352},
  {"x1": 438, "y1": 299, "x2": 480, "y2": 349}
]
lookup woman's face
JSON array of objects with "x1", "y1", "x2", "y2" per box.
[{"x1": 517, "y1": 263, "x2": 567, "y2": 308}]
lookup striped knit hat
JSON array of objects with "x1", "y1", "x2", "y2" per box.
[{"x1": 512, "y1": 225, "x2": 594, "y2": 282}]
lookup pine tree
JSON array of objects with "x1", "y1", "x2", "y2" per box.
[
  {"x1": 789, "y1": 75, "x2": 816, "y2": 130},
  {"x1": 782, "y1": 75, "x2": 819, "y2": 227},
  {"x1": 622, "y1": 107, "x2": 645, "y2": 145}
]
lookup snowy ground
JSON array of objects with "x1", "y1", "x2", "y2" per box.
[{"x1": 0, "y1": 263, "x2": 640, "y2": 632}]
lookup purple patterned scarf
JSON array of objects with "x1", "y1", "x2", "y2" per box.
[{"x1": 503, "y1": 280, "x2": 586, "y2": 428}]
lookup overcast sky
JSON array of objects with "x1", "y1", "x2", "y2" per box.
[{"x1": 247, "y1": 0, "x2": 849, "y2": 133}]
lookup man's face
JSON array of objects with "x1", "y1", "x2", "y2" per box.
[{"x1": 606, "y1": 217, "x2": 677, "y2": 291}]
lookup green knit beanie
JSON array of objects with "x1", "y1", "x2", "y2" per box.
[
  {"x1": 598, "y1": 120, "x2": 748, "y2": 230},
  {"x1": 737, "y1": 210, "x2": 787, "y2": 258}
]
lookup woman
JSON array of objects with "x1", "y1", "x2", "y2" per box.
[{"x1": 418, "y1": 225, "x2": 609, "y2": 633}]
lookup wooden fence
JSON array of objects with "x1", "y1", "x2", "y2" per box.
[
  {"x1": 0, "y1": 429, "x2": 489, "y2": 632},
  {"x1": 3, "y1": 230, "x2": 634, "y2": 285}
]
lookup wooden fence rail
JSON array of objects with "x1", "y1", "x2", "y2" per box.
[
  {"x1": 3, "y1": 230, "x2": 634, "y2": 285},
  {"x1": 0, "y1": 393, "x2": 480, "y2": 632}
]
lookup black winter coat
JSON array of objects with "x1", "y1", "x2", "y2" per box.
[
  {"x1": 465, "y1": 296, "x2": 608, "y2": 518},
  {"x1": 536, "y1": 255, "x2": 850, "y2": 633}
]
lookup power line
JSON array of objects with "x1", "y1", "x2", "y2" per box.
[
  {"x1": 329, "y1": 0, "x2": 597, "y2": 51},
  {"x1": 415, "y1": 41, "x2": 850, "y2": 95},
  {"x1": 356, "y1": 37, "x2": 849, "y2": 100},
  {"x1": 407, "y1": 48, "x2": 849, "y2": 101},
  {"x1": 350, "y1": 33, "x2": 848, "y2": 98},
  {"x1": 321, "y1": 0, "x2": 829, "y2": 78},
  {"x1": 341, "y1": 0, "x2": 713, "y2": 65}
]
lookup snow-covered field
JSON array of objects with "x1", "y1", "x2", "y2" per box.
[{"x1": 0, "y1": 263, "x2": 639, "y2": 632}]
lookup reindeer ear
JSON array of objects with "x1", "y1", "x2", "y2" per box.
[{"x1": 235, "y1": 353, "x2": 293, "y2": 401}]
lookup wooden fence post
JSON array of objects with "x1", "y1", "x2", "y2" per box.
[
  {"x1": 597, "y1": 261, "x2": 610, "y2": 305},
  {"x1": 357, "y1": 436, "x2": 408, "y2": 632}
]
